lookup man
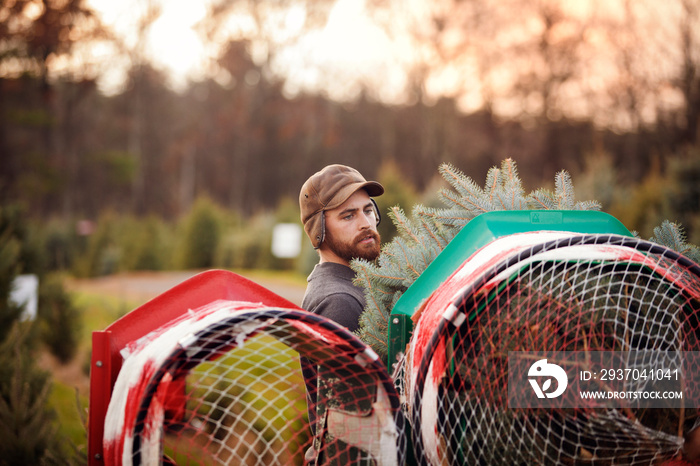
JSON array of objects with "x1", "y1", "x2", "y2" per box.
[
  {"x1": 298, "y1": 164, "x2": 384, "y2": 464},
  {"x1": 299, "y1": 164, "x2": 384, "y2": 328}
]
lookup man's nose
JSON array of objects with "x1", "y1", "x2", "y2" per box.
[{"x1": 359, "y1": 211, "x2": 374, "y2": 229}]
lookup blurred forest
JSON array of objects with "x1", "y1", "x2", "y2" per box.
[
  {"x1": 1, "y1": 0, "x2": 699, "y2": 288},
  {"x1": 1, "y1": 0, "x2": 698, "y2": 231},
  {"x1": 0, "y1": 0, "x2": 699, "y2": 461}
]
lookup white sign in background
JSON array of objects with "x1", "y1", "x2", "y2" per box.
[
  {"x1": 271, "y1": 223, "x2": 302, "y2": 259},
  {"x1": 9, "y1": 274, "x2": 39, "y2": 321}
]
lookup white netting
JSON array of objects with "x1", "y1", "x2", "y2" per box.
[
  {"x1": 159, "y1": 333, "x2": 308, "y2": 464},
  {"x1": 409, "y1": 235, "x2": 700, "y2": 465},
  {"x1": 104, "y1": 304, "x2": 405, "y2": 465},
  {"x1": 102, "y1": 234, "x2": 700, "y2": 465}
]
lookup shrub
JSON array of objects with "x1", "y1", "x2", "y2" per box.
[
  {"x1": 44, "y1": 219, "x2": 79, "y2": 272},
  {"x1": 177, "y1": 197, "x2": 225, "y2": 269},
  {"x1": 72, "y1": 212, "x2": 120, "y2": 277},
  {"x1": 216, "y1": 211, "x2": 275, "y2": 270},
  {"x1": 119, "y1": 215, "x2": 174, "y2": 271},
  {"x1": 0, "y1": 232, "x2": 23, "y2": 343},
  {"x1": 69, "y1": 213, "x2": 176, "y2": 277},
  {"x1": 0, "y1": 204, "x2": 41, "y2": 342},
  {"x1": 0, "y1": 326, "x2": 72, "y2": 464},
  {"x1": 0, "y1": 205, "x2": 46, "y2": 277},
  {"x1": 609, "y1": 163, "x2": 672, "y2": 238},
  {"x1": 375, "y1": 160, "x2": 418, "y2": 244},
  {"x1": 38, "y1": 274, "x2": 81, "y2": 364}
]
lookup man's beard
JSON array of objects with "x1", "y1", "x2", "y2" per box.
[{"x1": 325, "y1": 229, "x2": 381, "y2": 263}]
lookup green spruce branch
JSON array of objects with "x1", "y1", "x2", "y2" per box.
[
  {"x1": 351, "y1": 158, "x2": 699, "y2": 363},
  {"x1": 650, "y1": 220, "x2": 700, "y2": 263}
]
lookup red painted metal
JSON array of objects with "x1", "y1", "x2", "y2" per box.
[
  {"x1": 89, "y1": 331, "x2": 113, "y2": 464},
  {"x1": 87, "y1": 269, "x2": 301, "y2": 465}
]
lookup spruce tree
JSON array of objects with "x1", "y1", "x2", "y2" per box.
[
  {"x1": 351, "y1": 158, "x2": 699, "y2": 363},
  {"x1": 0, "y1": 327, "x2": 60, "y2": 464},
  {"x1": 650, "y1": 220, "x2": 700, "y2": 263},
  {"x1": 0, "y1": 205, "x2": 81, "y2": 463}
]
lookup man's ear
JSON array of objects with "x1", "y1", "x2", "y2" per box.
[{"x1": 370, "y1": 198, "x2": 381, "y2": 226}]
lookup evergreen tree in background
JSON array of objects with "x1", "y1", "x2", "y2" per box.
[
  {"x1": 0, "y1": 205, "x2": 82, "y2": 463},
  {"x1": 352, "y1": 158, "x2": 700, "y2": 363},
  {"x1": 0, "y1": 328, "x2": 63, "y2": 464},
  {"x1": 177, "y1": 197, "x2": 224, "y2": 269},
  {"x1": 0, "y1": 231, "x2": 23, "y2": 343}
]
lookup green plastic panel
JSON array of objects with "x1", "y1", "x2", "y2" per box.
[{"x1": 387, "y1": 210, "x2": 632, "y2": 367}]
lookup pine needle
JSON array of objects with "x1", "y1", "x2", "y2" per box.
[{"x1": 351, "y1": 158, "x2": 697, "y2": 361}]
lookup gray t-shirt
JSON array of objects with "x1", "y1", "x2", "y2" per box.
[
  {"x1": 301, "y1": 262, "x2": 365, "y2": 332},
  {"x1": 301, "y1": 262, "x2": 367, "y2": 440}
]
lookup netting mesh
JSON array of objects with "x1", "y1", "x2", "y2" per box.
[
  {"x1": 103, "y1": 234, "x2": 700, "y2": 465},
  {"x1": 409, "y1": 235, "x2": 700, "y2": 465},
  {"x1": 158, "y1": 334, "x2": 308, "y2": 464},
  {"x1": 106, "y1": 305, "x2": 404, "y2": 465}
]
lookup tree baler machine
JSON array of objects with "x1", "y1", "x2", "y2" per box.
[{"x1": 87, "y1": 210, "x2": 700, "y2": 465}]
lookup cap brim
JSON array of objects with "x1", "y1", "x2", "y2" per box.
[{"x1": 325, "y1": 181, "x2": 384, "y2": 211}]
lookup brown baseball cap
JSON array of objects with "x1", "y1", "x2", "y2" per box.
[{"x1": 300, "y1": 164, "x2": 384, "y2": 248}]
